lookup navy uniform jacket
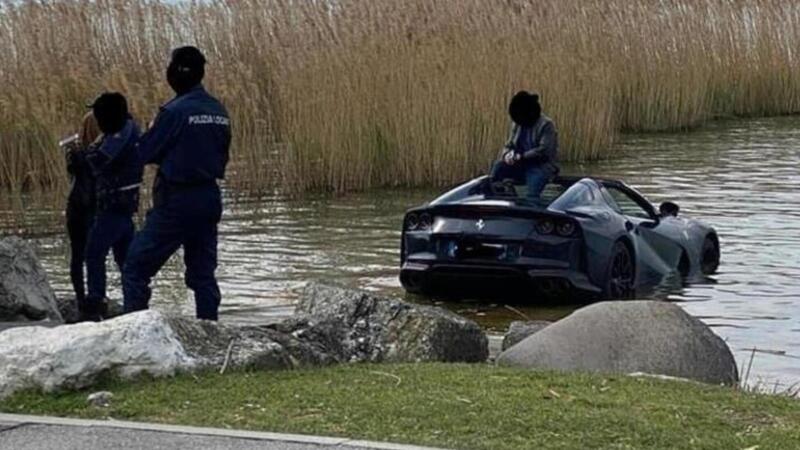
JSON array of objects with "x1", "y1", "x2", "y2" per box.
[
  {"x1": 138, "y1": 85, "x2": 231, "y2": 186},
  {"x1": 86, "y1": 119, "x2": 143, "y2": 214}
]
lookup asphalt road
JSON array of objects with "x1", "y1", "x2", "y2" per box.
[{"x1": 0, "y1": 415, "x2": 445, "y2": 450}]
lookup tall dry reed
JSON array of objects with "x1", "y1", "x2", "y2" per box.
[{"x1": 1, "y1": 0, "x2": 799, "y2": 194}]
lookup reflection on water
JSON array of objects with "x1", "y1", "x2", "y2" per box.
[{"x1": 1, "y1": 117, "x2": 799, "y2": 387}]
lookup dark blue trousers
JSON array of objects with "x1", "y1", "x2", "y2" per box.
[
  {"x1": 122, "y1": 183, "x2": 222, "y2": 320},
  {"x1": 84, "y1": 211, "x2": 134, "y2": 315},
  {"x1": 490, "y1": 161, "x2": 552, "y2": 200}
]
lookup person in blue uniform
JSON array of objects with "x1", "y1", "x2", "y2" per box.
[
  {"x1": 64, "y1": 113, "x2": 101, "y2": 314},
  {"x1": 122, "y1": 46, "x2": 231, "y2": 321},
  {"x1": 490, "y1": 91, "x2": 559, "y2": 201},
  {"x1": 83, "y1": 93, "x2": 143, "y2": 321}
]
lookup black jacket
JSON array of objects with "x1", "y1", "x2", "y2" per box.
[{"x1": 66, "y1": 146, "x2": 97, "y2": 215}]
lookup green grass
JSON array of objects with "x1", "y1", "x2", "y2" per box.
[{"x1": 3, "y1": 364, "x2": 799, "y2": 449}]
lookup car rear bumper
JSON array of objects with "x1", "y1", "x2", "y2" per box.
[{"x1": 400, "y1": 260, "x2": 602, "y2": 297}]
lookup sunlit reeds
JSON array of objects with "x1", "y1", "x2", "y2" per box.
[{"x1": 1, "y1": 0, "x2": 799, "y2": 193}]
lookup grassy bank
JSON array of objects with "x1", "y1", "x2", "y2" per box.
[
  {"x1": 3, "y1": 364, "x2": 799, "y2": 449},
  {"x1": 2, "y1": 1, "x2": 800, "y2": 193}
]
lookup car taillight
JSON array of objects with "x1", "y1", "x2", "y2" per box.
[
  {"x1": 556, "y1": 221, "x2": 576, "y2": 237},
  {"x1": 405, "y1": 213, "x2": 419, "y2": 230},
  {"x1": 405, "y1": 212, "x2": 434, "y2": 231},
  {"x1": 419, "y1": 213, "x2": 433, "y2": 230},
  {"x1": 536, "y1": 218, "x2": 578, "y2": 237},
  {"x1": 536, "y1": 219, "x2": 554, "y2": 235}
]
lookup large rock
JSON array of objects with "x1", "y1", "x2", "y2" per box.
[
  {"x1": 0, "y1": 283, "x2": 490, "y2": 399},
  {"x1": 0, "y1": 311, "x2": 347, "y2": 399},
  {"x1": 501, "y1": 320, "x2": 552, "y2": 351},
  {"x1": 0, "y1": 310, "x2": 195, "y2": 399},
  {"x1": 496, "y1": 301, "x2": 738, "y2": 385},
  {"x1": 0, "y1": 237, "x2": 62, "y2": 322},
  {"x1": 166, "y1": 316, "x2": 341, "y2": 370},
  {"x1": 56, "y1": 297, "x2": 124, "y2": 324},
  {"x1": 297, "y1": 283, "x2": 489, "y2": 363}
]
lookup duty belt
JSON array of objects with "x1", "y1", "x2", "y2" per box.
[{"x1": 115, "y1": 183, "x2": 142, "y2": 192}]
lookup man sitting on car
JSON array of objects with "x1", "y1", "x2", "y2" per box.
[{"x1": 490, "y1": 90, "x2": 559, "y2": 200}]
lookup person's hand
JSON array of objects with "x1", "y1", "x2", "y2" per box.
[
  {"x1": 503, "y1": 151, "x2": 516, "y2": 165},
  {"x1": 64, "y1": 142, "x2": 80, "y2": 153}
]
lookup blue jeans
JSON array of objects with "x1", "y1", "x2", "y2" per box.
[
  {"x1": 122, "y1": 183, "x2": 222, "y2": 320},
  {"x1": 84, "y1": 211, "x2": 134, "y2": 314},
  {"x1": 490, "y1": 161, "x2": 552, "y2": 200}
]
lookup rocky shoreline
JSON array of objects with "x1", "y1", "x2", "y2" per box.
[{"x1": 0, "y1": 236, "x2": 739, "y2": 400}]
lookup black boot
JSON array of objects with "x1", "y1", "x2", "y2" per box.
[{"x1": 77, "y1": 299, "x2": 104, "y2": 323}]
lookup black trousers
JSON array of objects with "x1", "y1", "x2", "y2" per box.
[{"x1": 66, "y1": 205, "x2": 95, "y2": 303}]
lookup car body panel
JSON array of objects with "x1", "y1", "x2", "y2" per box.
[{"x1": 400, "y1": 175, "x2": 718, "y2": 300}]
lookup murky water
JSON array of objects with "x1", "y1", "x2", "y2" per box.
[{"x1": 1, "y1": 117, "x2": 798, "y2": 388}]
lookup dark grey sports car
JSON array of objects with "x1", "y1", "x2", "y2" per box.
[{"x1": 400, "y1": 176, "x2": 720, "y2": 300}]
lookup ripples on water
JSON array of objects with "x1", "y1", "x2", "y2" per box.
[{"x1": 1, "y1": 117, "x2": 798, "y2": 387}]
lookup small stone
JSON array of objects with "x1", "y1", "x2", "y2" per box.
[
  {"x1": 501, "y1": 320, "x2": 552, "y2": 351},
  {"x1": 87, "y1": 391, "x2": 113, "y2": 407}
]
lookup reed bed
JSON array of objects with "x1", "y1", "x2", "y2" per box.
[{"x1": 1, "y1": 0, "x2": 799, "y2": 194}]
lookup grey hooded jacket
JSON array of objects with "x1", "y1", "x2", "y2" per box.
[{"x1": 498, "y1": 114, "x2": 559, "y2": 173}]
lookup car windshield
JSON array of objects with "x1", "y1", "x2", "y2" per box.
[{"x1": 548, "y1": 180, "x2": 604, "y2": 210}]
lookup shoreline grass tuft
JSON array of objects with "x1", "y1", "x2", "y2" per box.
[{"x1": 3, "y1": 364, "x2": 799, "y2": 450}]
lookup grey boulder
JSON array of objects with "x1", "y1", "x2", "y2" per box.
[
  {"x1": 0, "y1": 310, "x2": 195, "y2": 399},
  {"x1": 497, "y1": 301, "x2": 738, "y2": 385},
  {"x1": 56, "y1": 297, "x2": 124, "y2": 324},
  {"x1": 0, "y1": 237, "x2": 62, "y2": 322},
  {"x1": 501, "y1": 320, "x2": 552, "y2": 351},
  {"x1": 0, "y1": 310, "x2": 340, "y2": 399},
  {"x1": 0, "y1": 283, "x2": 490, "y2": 398},
  {"x1": 166, "y1": 316, "x2": 341, "y2": 371},
  {"x1": 297, "y1": 282, "x2": 489, "y2": 363}
]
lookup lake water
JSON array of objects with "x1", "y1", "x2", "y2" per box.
[{"x1": 1, "y1": 116, "x2": 798, "y2": 388}]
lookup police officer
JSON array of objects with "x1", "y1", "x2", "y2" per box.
[
  {"x1": 490, "y1": 91, "x2": 559, "y2": 200},
  {"x1": 64, "y1": 113, "x2": 101, "y2": 311},
  {"x1": 83, "y1": 93, "x2": 143, "y2": 321},
  {"x1": 122, "y1": 46, "x2": 231, "y2": 321}
]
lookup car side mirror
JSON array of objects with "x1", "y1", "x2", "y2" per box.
[{"x1": 659, "y1": 201, "x2": 680, "y2": 217}]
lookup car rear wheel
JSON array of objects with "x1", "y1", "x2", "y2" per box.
[
  {"x1": 604, "y1": 241, "x2": 635, "y2": 299},
  {"x1": 701, "y1": 235, "x2": 720, "y2": 275}
]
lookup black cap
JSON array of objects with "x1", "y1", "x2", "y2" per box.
[
  {"x1": 171, "y1": 46, "x2": 206, "y2": 73},
  {"x1": 167, "y1": 46, "x2": 206, "y2": 94},
  {"x1": 89, "y1": 92, "x2": 128, "y2": 134}
]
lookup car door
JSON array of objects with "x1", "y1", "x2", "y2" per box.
[{"x1": 602, "y1": 185, "x2": 684, "y2": 280}]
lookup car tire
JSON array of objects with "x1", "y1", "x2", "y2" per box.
[
  {"x1": 701, "y1": 235, "x2": 720, "y2": 275},
  {"x1": 603, "y1": 240, "x2": 635, "y2": 299}
]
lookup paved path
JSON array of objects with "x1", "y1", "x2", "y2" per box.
[{"x1": 0, "y1": 414, "x2": 447, "y2": 450}]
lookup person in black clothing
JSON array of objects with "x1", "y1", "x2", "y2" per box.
[{"x1": 64, "y1": 113, "x2": 101, "y2": 312}]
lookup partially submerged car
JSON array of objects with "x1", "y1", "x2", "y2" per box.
[{"x1": 400, "y1": 176, "x2": 720, "y2": 300}]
